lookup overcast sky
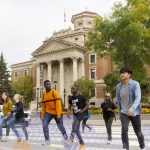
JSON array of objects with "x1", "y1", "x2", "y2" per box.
[{"x1": 0, "y1": 0, "x2": 125, "y2": 68}]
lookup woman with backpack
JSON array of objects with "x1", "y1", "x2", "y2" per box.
[
  {"x1": 101, "y1": 93, "x2": 116, "y2": 144},
  {"x1": 82, "y1": 109, "x2": 92, "y2": 133}
]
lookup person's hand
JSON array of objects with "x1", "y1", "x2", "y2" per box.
[
  {"x1": 107, "y1": 108, "x2": 112, "y2": 111},
  {"x1": 57, "y1": 116, "x2": 62, "y2": 121},
  {"x1": 1, "y1": 115, "x2": 4, "y2": 119},
  {"x1": 127, "y1": 110, "x2": 133, "y2": 116},
  {"x1": 40, "y1": 116, "x2": 44, "y2": 121},
  {"x1": 4, "y1": 116, "x2": 8, "y2": 119}
]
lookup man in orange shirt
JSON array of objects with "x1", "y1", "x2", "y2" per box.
[{"x1": 41, "y1": 80, "x2": 68, "y2": 146}]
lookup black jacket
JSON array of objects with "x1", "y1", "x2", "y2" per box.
[
  {"x1": 12, "y1": 101, "x2": 25, "y2": 120},
  {"x1": 101, "y1": 100, "x2": 116, "y2": 118}
]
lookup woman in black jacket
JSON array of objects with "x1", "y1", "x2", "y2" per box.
[
  {"x1": 101, "y1": 93, "x2": 116, "y2": 144},
  {"x1": 8, "y1": 94, "x2": 28, "y2": 142}
]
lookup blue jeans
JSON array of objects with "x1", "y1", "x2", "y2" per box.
[
  {"x1": 70, "y1": 113, "x2": 84, "y2": 144},
  {"x1": 42, "y1": 112, "x2": 68, "y2": 141},
  {"x1": 9, "y1": 116, "x2": 28, "y2": 140},
  {"x1": 0, "y1": 115, "x2": 12, "y2": 137},
  {"x1": 120, "y1": 113, "x2": 145, "y2": 149}
]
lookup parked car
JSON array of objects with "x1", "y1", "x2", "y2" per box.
[{"x1": 0, "y1": 105, "x2": 31, "y2": 127}]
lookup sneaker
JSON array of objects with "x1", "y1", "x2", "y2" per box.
[
  {"x1": 141, "y1": 148, "x2": 145, "y2": 150},
  {"x1": 107, "y1": 140, "x2": 111, "y2": 144},
  {"x1": 41, "y1": 140, "x2": 50, "y2": 146},
  {"x1": 17, "y1": 138, "x2": 21, "y2": 142},
  {"x1": 1, "y1": 136, "x2": 8, "y2": 142},
  {"x1": 65, "y1": 138, "x2": 73, "y2": 145},
  {"x1": 89, "y1": 127, "x2": 92, "y2": 132},
  {"x1": 79, "y1": 144, "x2": 85, "y2": 150}
]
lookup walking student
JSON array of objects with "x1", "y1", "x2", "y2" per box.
[
  {"x1": 66, "y1": 84, "x2": 89, "y2": 150},
  {"x1": 0, "y1": 92, "x2": 13, "y2": 142},
  {"x1": 41, "y1": 80, "x2": 68, "y2": 145},
  {"x1": 101, "y1": 93, "x2": 116, "y2": 144},
  {"x1": 82, "y1": 109, "x2": 92, "y2": 133},
  {"x1": 116, "y1": 66, "x2": 145, "y2": 150},
  {"x1": 9, "y1": 94, "x2": 28, "y2": 142}
]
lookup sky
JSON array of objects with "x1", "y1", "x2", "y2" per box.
[{"x1": 0, "y1": 0, "x2": 125, "y2": 68}]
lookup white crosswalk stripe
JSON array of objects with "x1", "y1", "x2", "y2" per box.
[{"x1": 2, "y1": 117, "x2": 150, "y2": 150}]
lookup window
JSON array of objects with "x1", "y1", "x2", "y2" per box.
[
  {"x1": 24, "y1": 69, "x2": 29, "y2": 76},
  {"x1": 90, "y1": 68, "x2": 96, "y2": 79},
  {"x1": 14, "y1": 71, "x2": 19, "y2": 78},
  {"x1": 89, "y1": 54, "x2": 96, "y2": 64}
]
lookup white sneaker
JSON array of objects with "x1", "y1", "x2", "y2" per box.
[
  {"x1": 141, "y1": 148, "x2": 145, "y2": 150},
  {"x1": 1, "y1": 136, "x2": 8, "y2": 142},
  {"x1": 41, "y1": 140, "x2": 50, "y2": 146},
  {"x1": 107, "y1": 140, "x2": 111, "y2": 144}
]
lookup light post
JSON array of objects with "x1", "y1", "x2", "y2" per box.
[
  {"x1": 64, "y1": 89, "x2": 66, "y2": 108},
  {"x1": 36, "y1": 88, "x2": 39, "y2": 111}
]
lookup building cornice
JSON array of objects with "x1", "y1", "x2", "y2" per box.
[{"x1": 31, "y1": 38, "x2": 86, "y2": 57}]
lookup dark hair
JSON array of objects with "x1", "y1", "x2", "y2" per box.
[
  {"x1": 120, "y1": 66, "x2": 132, "y2": 74},
  {"x1": 44, "y1": 80, "x2": 50, "y2": 85}
]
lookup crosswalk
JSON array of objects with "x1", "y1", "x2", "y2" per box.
[{"x1": 2, "y1": 116, "x2": 150, "y2": 150}]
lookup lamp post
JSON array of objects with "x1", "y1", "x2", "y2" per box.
[
  {"x1": 64, "y1": 89, "x2": 66, "y2": 108},
  {"x1": 36, "y1": 88, "x2": 39, "y2": 111}
]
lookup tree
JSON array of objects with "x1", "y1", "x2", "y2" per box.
[
  {"x1": 103, "y1": 70, "x2": 120, "y2": 99},
  {"x1": 86, "y1": 0, "x2": 150, "y2": 80},
  {"x1": 11, "y1": 76, "x2": 33, "y2": 107},
  {"x1": 0, "y1": 53, "x2": 11, "y2": 97},
  {"x1": 75, "y1": 77, "x2": 95, "y2": 100}
]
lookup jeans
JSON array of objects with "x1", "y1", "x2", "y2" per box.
[
  {"x1": 70, "y1": 113, "x2": 84, "y2": 144},
  {"x1": 0, "y1": 115, "x2": 13, "y2": 137},
  {"x1": 120, "y1": 113, "x2": 145, "y2": 149},
  {"x1": 104, "y1": 116, "x2": 114, "y2": 140},
  {"x1": 82, "y1": 117, "x2": 91, "y2": 132},
  {"x1": 9, "y1": 116, "x2": 28, "y2": 140},
  {"x1": 42, "y1": 112, "x2": 68, "y2": 141}
]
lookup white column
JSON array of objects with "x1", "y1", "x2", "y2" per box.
[
  {"x1": 59, "y1": 59, "x2": 64, "y2": 98},
  {"x1": 81, "y1": 58, "x2": 85, "y2": 77},
  {"x1": 36, "y1": 63, "x2": 40, "y2": 88},
  {"x1": 47, "y1": 61, "x2": 52, "y2": 82},
  {"x1": 72, "y1": 57, "x2": 78, "y2": 82}
]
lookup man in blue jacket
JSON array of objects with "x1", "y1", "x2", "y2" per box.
[{"x1": 116, "y1": 66, "x2": 145, "y2": 150}]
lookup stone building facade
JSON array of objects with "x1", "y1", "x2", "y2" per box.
[{"x1": 11, "y1": 11, "x2": 113, "y2": 107}]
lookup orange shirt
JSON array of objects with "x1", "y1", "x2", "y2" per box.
[{"x1": 41, "y1": 89, "x2": 62, "y2": 119}]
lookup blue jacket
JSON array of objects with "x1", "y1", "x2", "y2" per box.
[{"x1": 116, "y1": 79, "x2": 141, "y2": 116}]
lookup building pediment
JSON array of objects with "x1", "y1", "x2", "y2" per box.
[{"x1": 31, "y1": 38, "x2": 85, "y2": 57}]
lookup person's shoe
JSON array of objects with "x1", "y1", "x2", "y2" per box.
[
  {"x1": 65, "y1": 138, "x2": 73, "y2": 145},
  {"x1": 41, "y1": 140, "x2": 50, "y2": 146},
  {"x1": 79, "y1": 144, "x2": 85, "y2": 150},
  {"x1": 1, "y1": 136, "x2": 8, "y2": 142},
  {"x1": 17, "y1": 138, "x2": 21, "y2": 142},
  {"x1": 89, "y1": 127, "x2": 92, "y2": 132},
  {"x1": 107, "y1": 140, "x2": 111, "y2": 144},
  {"x1": 141, "y1": 148, "x2": 145, "y2": 150}
]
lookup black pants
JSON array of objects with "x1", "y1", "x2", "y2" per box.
[
  {"x1": 120, "y1": 113, "x2": 145, "y2": 150},
  {"x1": 70, "y1": 113, "x2": 84, "y2": 144},
  {"x1": 104, "y1": 116, "x2": 114, "y2": 140}
]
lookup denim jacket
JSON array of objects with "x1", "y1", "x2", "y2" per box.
[{"x1": 116, "y1": 79, "x2": 141, "y2": 116}]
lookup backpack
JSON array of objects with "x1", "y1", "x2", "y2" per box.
[
  {"x1": 51, "y1": 89, "x2": 64, "y2": 109},
  {"x1": 42, "y1": 89, "x2": 64, "y2": 109}
]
